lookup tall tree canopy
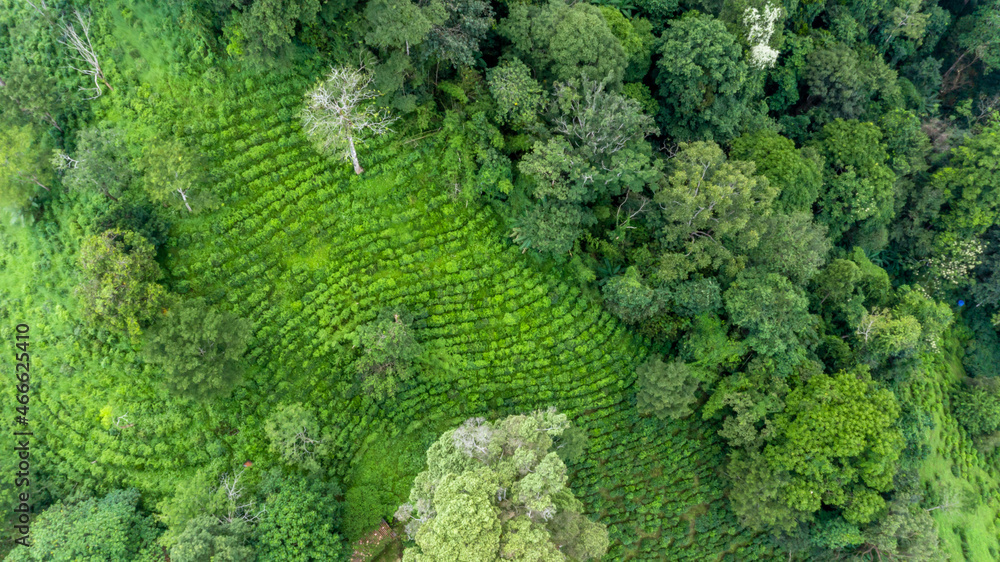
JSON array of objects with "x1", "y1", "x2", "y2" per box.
[
  {"x1": 6, "y1": 489, "x2": 162, "y2": 561},
  {"x1": 655, "y1": 12, "x2": 759, "y2": 142},
  {"x1": 729, "y1": 368, "x2": 903, "y2": 530},
  {"x1": 395, "y1": 409, "x2": 609, "y2": 561},
  {"x1": 142, "y1": 297, "x2": 252, "y2": 401},
  {"x1": 77, "y1": 228, "x2": 166, "y2": 340},
  {"x1": 500, "y1": 0, "x2": 627, "y2": 85}
]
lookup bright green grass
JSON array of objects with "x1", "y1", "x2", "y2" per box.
[
  {"x1": 168, "y1": 70, "x2": 772, "y2": 560},
  {"x1": 914, "y1": 338, "x2": 1000, "y2": 561},
  {"x1": 0, "y1": 65, "x2": 770, "y2": 560}
]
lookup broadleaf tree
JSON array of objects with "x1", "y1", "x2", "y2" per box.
[{"x1": 395, "y1": 409, "x2": 608, "y2": 561}]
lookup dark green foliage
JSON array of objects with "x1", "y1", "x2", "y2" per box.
[
  {"x1": 0, "y1": 1, "x2": 78, "y2": 131},
  {"x1": 805, "y1": 44, "x2": 869, "y2": 121},
  {"x1": 724, "y1": 269, "x2": 813, "y2": 358},
  {"x1": 225, "y1": 0, "x2": 323, "y2": 57},
  {"x1": 602, "y1": 266, "x2": 666, "y2": 324},
  {"x1": 511, "y1": 200, "x2": 589, "y2": 256},
  {"x1": 421, "y1": 0, "x2": 493, "y2": 68},
  {"x1": 655, "y1": 12, "x2": 758, "y2": 142},
  {"x1": 955, "y1": 378, "x2": 1000, "y2": 435},
  {"x1": 848, "y1": 247, "x2": 893, "y2": 308},
  {"x1": 747, "y1": 212, "x2": 831, "y2": 285},
  {"x1": 877, "y1": 109, "x2": 932, "y2": 181},
  {"x1": 6, "y1": 489, "x2": 162, "y2": 562},
  {"x1": 672, "y1": 277, "x2": 722, "y2": 317},
  {"x1": 636, "y1": 356, "x2": 700, "y2": 419},
  {"x1": 512, "y1": 77, "x2": 659, "y2": 256},
  {"x1": 728, "y1": 368, "x2": 903, "y2": 530},
  {"x1": 352, "y1": 308, "x2": 423, "y2": 398},
  {"x1": 500, "y1": 0, "x2": 627, "y2": 85},
  {"x1": 930, "y1": 118, "x2": 1000, "y2": 238},
  {"x1": 169, "y1": 516, "x2": 255, "y2": 562},
  {"x1": 364, "y1": 0, "x2": 442, "y2": 68},
  {"x1": 963, "y1": 308, "x2": 1000, "y2": 378},
  {"x1": 599, "y1": 7, "x2": 656, "y2": 81},
  {"x1": 253, "y1": 471, "x2": 345, "y2": 561},
  {"x1": 811, "y1": 119, "x2": 896, "y2": 246},
  {"x1": 92, "y1": 202, "x2": 170, "y2": 251},
  {"x1": 142, "y1": 296, "x2": 252, "y2": 401},
  {"x1": 486, "y1": 57, "x2": 546, "y2": 130},
  {"x1": 730, "y1": 129, "x2": 824, "y2": 214},
  {"x1": 78, "y1": 228, "x2": 167, "y2": 340}
]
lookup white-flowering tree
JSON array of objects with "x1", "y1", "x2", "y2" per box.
[
  {"x1": 58, "y1": 10, "x2": 112, "y2": 99},
  {"x1": 301, "y1": 65, "x2": 396, "y2": 175},
  {"x1": 743, "y1": 2, "x2": 782, "y2": 69}
]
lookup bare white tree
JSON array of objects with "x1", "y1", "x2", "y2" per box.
[
  {"x1": 51, "y1": 151, "x2": 80, "y2": 170},
  {"x1": 301, "y1": 65, "x2": 396, "y2": 175},
  {"x1": 219, "y1": 468, "x2": 266, "y2": 524},
  {"x1": 172, "y1": 169, "x2": 193, "y2": 213},
  {"x1": 113, "y1": 413, "x2": 134, "y2": 430},
  {"x1": 452, "y1": 417, "x2": 495, "y2": 462},
  {"x1": 855, "y1": 308, "x2": 889, "y2": 343},
  {"x1": 58, "y1": 10, "x2": 113, "y2": 99},
  {"x1": 925, "y1": 486, "x2": 961, "y2": 513}
]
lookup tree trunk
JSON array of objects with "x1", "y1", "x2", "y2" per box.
[
  {"x1": 177, "y1": 188, "x2": 193, "y2": 213},
  {"x1": 348, "y1": 134, "x2": 364, "y2": 175},
  {"x1": 44, "y1": 112, "x2": 62, "y2": 132}
]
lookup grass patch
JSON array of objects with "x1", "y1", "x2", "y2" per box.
[{"x1": 917, "y1": 340, "x2": 1000, "y2": 561}]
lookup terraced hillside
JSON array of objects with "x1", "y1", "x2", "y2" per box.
[
  {"x1": 0, "y1": 68, "x2": 771, "y2": 559},
  {"x1": 167, "y1": 72, "x2": 769, "y2": 560}
]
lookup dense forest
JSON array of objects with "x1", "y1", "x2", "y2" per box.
[{"x1": 2, "y1": 0, "x2": 1000, "y2": 559}]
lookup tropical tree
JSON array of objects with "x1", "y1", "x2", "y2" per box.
[
  {"x1": 142, "y1": 137, "x2": 210, "y2": 213},
  {"x1": 263, "y1": 403, "x2": 327, "y2": 472},
  {"x1": 655, "y1": 12, "x2": 758, "y2": 142},
  {"x1": 0, "y1": 123, "x2": 51, "y2": 208},
  {"x1": 62, "y1": 127, "x2": 133, "y2": 202},
  {"x1": 6, "y1": 489, "x2": 161, "y2": 561},
  {"x1": 636, "y1": 357, "x2": 700, "y2": 420},
  {"x1": 724, "y1": 269, "x2": 813, "y2": 359},
  {"x1": 253, "y1": 470, "x2": 345, "y2": 560},
  {"x1": 500, "y1": 0, "x2": 627, "y2": 85},
  {"x1": 395, "y1": 409, "x2": 608, "y2": 561},
  {"x1": 169, "y1": 516, "x2": 255, "y2": 562},
  {"x1": 653, "y1": 141, "x2": 778, "y2": 281},
  {"x1": 729, "y1": 129, "x2": 824, "y2": 214},
  {"x1": 225, "y1": 0, "x2": 323, "y2": 58},
  {"x1": 78, "y1": 228, "x2": 166, "y2": 339},
  {"x1": 142, "y1": 297, "x2": 252, "y2": 401},
  {"x1": 352, "y1": 309, "x2": 423, "y2": 398},
  {"x1": 728, "y1": 368, "x2": 903, "y2": 531},
  {"x1": 810, "y1": 119, "x2": 896, "y2": 245}
]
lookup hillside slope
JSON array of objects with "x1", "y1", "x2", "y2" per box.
[{"x1": 0, "y1": 67, "x2": 770, "y2": 559}]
